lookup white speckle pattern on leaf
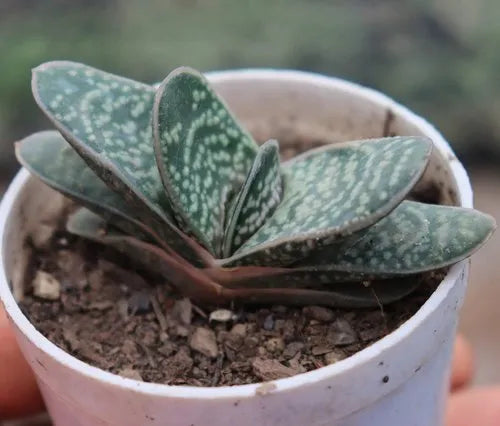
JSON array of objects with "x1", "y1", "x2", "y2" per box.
[
  {"x1": 297, "y1": 200, "x2": 495, "y2": 274},
  {"x1": 223, "y1": 139, "x2": 282, "y2": 257},
  {"x1": 220, "y1": 201, "x2": 494, "y2": 286},
  {"x1": 153, "y1": 67, "x2": 259, "y2": 255},
  {"x1": 31, "y1": 62, "x2": 206, "y2": 265},
  {"x1": 224, "y1": 137, "x2": 432, "y2": 266},
  {"x1": 16, "y1": 131, "x2": 137, "y2": 228},
  {"x1": 32, "y1": 62, "x2": 172, "y2": 218}
]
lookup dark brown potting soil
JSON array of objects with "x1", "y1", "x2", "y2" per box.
[{"x1": 19, "y1": 225, "x2": 444, "y2": 386}]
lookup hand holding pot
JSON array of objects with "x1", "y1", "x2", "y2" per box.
[{"x1": 0, "y1": 305, "x2": 44, "y2": 420}]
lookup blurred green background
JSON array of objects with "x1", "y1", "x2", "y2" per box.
[{"x1": 1, "y1": 0, "x2": 500, "y2": 186}]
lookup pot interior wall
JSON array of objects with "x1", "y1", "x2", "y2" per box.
[
  {"x1": 4, "y1": 72, "x2": 460, "y2": 302},
  {"x1": 3, "y1": 180, "x2": 67, "y2": 301}
]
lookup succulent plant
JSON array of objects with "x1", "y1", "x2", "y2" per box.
[{"x1": 17, "y1": 61, "x2": 495, "y2": 308}]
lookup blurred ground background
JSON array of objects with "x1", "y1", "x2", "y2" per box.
[{"x1": 0, "y1": 0, "x2": 499, "y2": 386}]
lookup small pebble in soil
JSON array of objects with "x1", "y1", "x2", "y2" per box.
[
  {"x1": 209, "y1": 309, "x2": 236, "y2": 323},
  {"x1": 171, "y1": 298, "x2": 192, "y2": 325},
  {"x1": 303, "y1": 306, "x2": 335, "y2": 322},
  {"x1": 128, "y1": 291, "x2": 151, "y2": 314},
  {"x1": 264, "y1": 337, "x2": 285, "y2": 354},
  {"x1": 32, "y1": 271, "x2": 61, "y2": 301},
  {"x1": 311, "y1": 346, "x2": 333, "y2": 356},
  {"x1": 57, "y1": 237, "x2": 69, "y2": 247},
  {"x1": 283, "y1": 341, "x2": 304, "y2": 359},
  {"x1": 327, "y1": 319, "x2": 358, "y2": 346},
  {"x1": 252, "y1": 358, "x2": 299, "y2": 381},
  {"x1": 62, "y1": 328, "x2": 80, "y2": 352},
  {"x1": 175, "y1": 324, "x2": 190, "y2": 337},
  {"x1": 263, "y1": 314, "x2": 275, "y2": 331},
  {"x1": 324, "y1": 351, "x2": 344, "y2": 365},
  {"x1": 230, "y1": 323, "x2": 248, "y2": 337},
  {"x1": 87, "y1": 269, "x2": 104, "y2": 291},
  {"x1": 189, "y1": 327, "x2": 218, "y2": 358}
]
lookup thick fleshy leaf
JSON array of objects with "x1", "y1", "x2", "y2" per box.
[
  {"x1": 215, "y1": 279, "x2": 422, "y2": 307},
  {"x1": 222, "y1": 139, "x2": 282, "y2": 257},
  {"x1": 31, "y1": 62, "x2": 210, "y2": 266},
  {"x1": 323, "y1": 278, "x2": 423, "y2": 307},
  {"x1": 16, "y1": 131, "x2": 147, "y2": 238},
  {"x1": 223, "y1": 276, "x2": 423, "y2": 307},
  {"x1": 296, "y1": 200, "x2": 496, "y2": 274},
  {"x1": 153, "y1": 67, "x2": 259, "y2": 256},
  {"x1": 214, "y1": 200, "x2": 495, "y2": 285},
  {"x1": 32, "y1": 61, "x2": 166, "y2": 215},
  {"x1": 222, "y1": 137, "x2": 432, "y2": 266}
]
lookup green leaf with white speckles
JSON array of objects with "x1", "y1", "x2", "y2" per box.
[
  {"x1": 153, "y1": 67, "x2": 259, "y2": 256},
  {"x1": 16, "y1": 129, "x2": 207, "y2": 265},
  {"x1": 222, "y1": 139, "x2": 282, "y2": 257},
  {"x1": 296, "y1": 200, "x2": 495, "y2": 274},
  {"x1": 31, "y1": 62, "x2": 210, "y2": 266},
  {"x1": 16, "y1": 131, "x2": 147, "y2": 238},
  {"x1": 217, "y1": 200, "x2": 494, "y2": 286},
  {"x1": 221, "y1": 136, "x2": 432, "y2": 266}
]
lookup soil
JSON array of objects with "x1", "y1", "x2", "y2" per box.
[{"x1": 19, "y1": 223, "x2": 444, "y2": 386}]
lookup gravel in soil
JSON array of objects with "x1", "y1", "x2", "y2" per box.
[{"x1": 18, "y1": 227, "x2": 443, "y2": 387}]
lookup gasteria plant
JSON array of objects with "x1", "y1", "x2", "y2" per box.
[{"x1": 16, "y1": 61, "x2": 495, "y2": 308}]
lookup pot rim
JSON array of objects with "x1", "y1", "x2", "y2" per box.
[{"x1": 0, "y1": 68, "x2": 471, "y2": 400}]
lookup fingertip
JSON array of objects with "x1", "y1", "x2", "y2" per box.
[
  {"x1": 446, "y1": 387, "x2": 500, "y2": 426},
  {"x1": 0, "y1": 305, "x2": 45, "y2": 420},
  {"x1": 450, "y1": 334, "x2": 474, "y2": 391}
]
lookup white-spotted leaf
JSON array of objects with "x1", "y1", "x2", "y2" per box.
[
  {"x1": 222, "y1": 137, "x2": 432, "y2": 266},
  {"x1": 31, "y1": 62, "x2": 177, "y2": 229},
  {"x1": 222, "y1": 139, "x2": 282, "y2": 257},
  {"x1": 16, "y1": 131, "x2": 139, "y2": 231},
  {"x1": 220, "y1": 201, "x2": 494, "y2": 286},
  {"x1": 16, "y1": 130, "x2": 207, "y2": 265},
  {"x1": 153, "y1": 67, "x2": 259, "y2": 256},
  {"x1": 297, "y1": 200, "x2": 495, "y2": 274}
]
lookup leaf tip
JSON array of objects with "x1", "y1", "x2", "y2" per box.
[{"x1": 479, "y1": 210, "x2": 497, "y2": 239}]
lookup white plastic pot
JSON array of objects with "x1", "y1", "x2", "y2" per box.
[{"x1": 0, "y1": 70, "x2": 472, "y2": 426}]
